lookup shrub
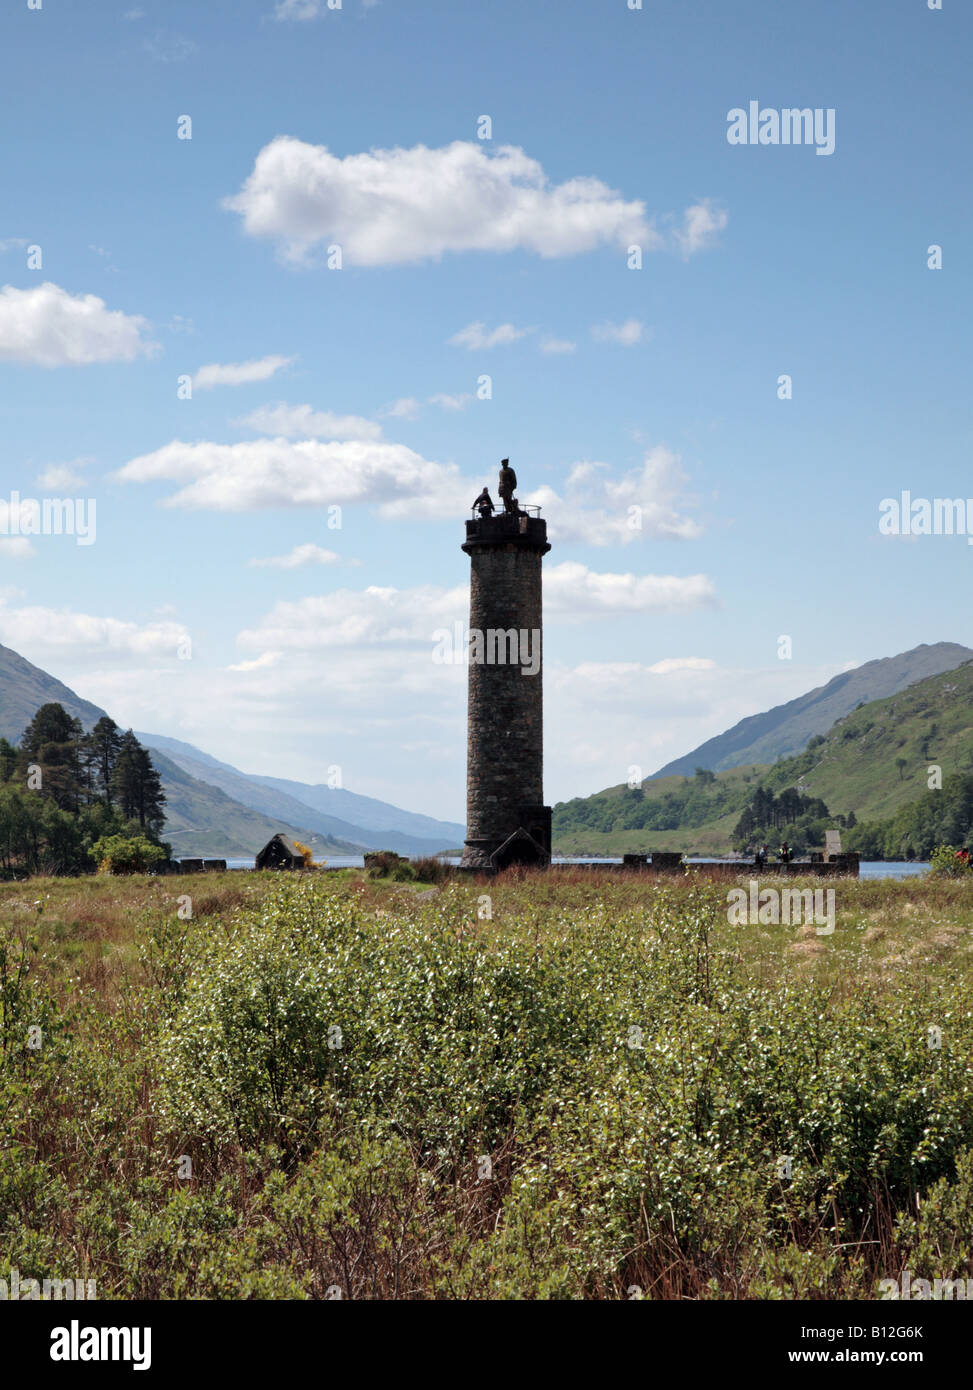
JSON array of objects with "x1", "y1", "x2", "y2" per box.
[
  {"x1": 93, "y1": 833, "x2": 167, "y2": 875},
  {"x1": 11, "y1": 871, "x2": 973, "y2": 1298},
  {"x1": 363, "y1": 850, "x2": 414, "y2": 880},
  {"x1": 929, "y1": 844, "x2": 973, "y2": 878},
  {"x1": 411, "y1": 856, "x2": 451, "y2": 884}
]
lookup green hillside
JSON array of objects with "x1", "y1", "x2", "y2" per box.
[
  {"x1": 553, "y1": 764, "x2": 764, "y2": 856},
  {"x1": 553, "y1": 659, "x2": 973, "y2": 857},
  {"x1": 763, "y1": 659, "x2": 973, "y2": 822},
  {"x1": 652, "y1": 641, "x2": 972, "y2": 777}
]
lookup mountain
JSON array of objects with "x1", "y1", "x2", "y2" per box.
[
  {"x1": 0, "y1": 643, "x2": 106, "y2": 743},
  {"x1": 0, "y1": 643, "x2": 354, "y2": 857},
  {"x1": 651, "y1": 642, "x2": 973, "y2": 778},
  {"x1": 136, "y1": 733, "x2": 466, "y2": 856},
  {"x1": 553, "y1": 657, "x2": 973, "y2": 856},
  {"x1": 0, "y1": 643, "x2": 438, "y2": 858},
  {"x1": 761, "y1": 659, "x2": 973, "y2": 824},
  {"x1": 142, "y1": 749, "x2": 359, "y2": 858}
]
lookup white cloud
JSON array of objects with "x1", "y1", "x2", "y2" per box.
[
  {"x1": 238, "y1": 584, "x2": 469, "y2": 651},
  {"x1": 591, "y1": 318, "x2": 644, "y2": 346},
  {"x1": 0, "y1": 239, "x2": 28, "y2": 253},
  {"x1": 143, "y1": 31, "x2": 197, "y2": 62},
  {"x1": 239, "y1": 561, "x2": 708, "y2": 658},
  {"x1": 35, "y1": 459, "x2": 91, "y2": 491},
  {"x1": 540, "y1": 337, "x2": 577, "y2": 354},
  {"x1": 526, "y1": 445, "x2": 701, "y2": 546},
  {"x1": 225, "y1": 137, "x2": 655, "y2": 266},
  {"x1": 114, "y1": 437, "x2": 473, "y2": 517},
  {"x1": 114, "y1": 429, "x2": 700, "y2": 541},
  {"x1": 227, "y1": 651, "x2": 284, "y2": 673},
  {"x1": 0, "y1": 282, "x2": 154, "y2": 367},
  {"x1": 274, "y1": 0, "x2": 323, "y2": 17},
  {"x1": 428, "y1": 392, "x2": 473, "y2": 412},
  {"x1": 249, "y1": 543, "x2": 349, "y2": 569},
  {"x1": 381, "y1": 397, "x2": 421, "y2": 420},
  {"x1": 673, "y1": 200, "x2": 728, "y2": 258},
  {"x1": 0, "y1": 599, "x2": 190, "y2": 659},
  {"x1": 31, "y1": 632, "x2": 848, "y2": 823},
  {"x1": 0, "y1": 573, "x2": 837, "y2": 822},
  {"x1": 236, "y1": 401, "x2": 380, "y2": 440},
  {"x1": 86, "y1": 635, "x2": 468, "y2": 818},
  {"x1": 545, "y1": 561, "x2": 715, "y2": 616},
  {"x1": 546, "y1": 658, "x2": 843, "y2": 800},
  {"x1": 0, "y1": 539, "x2": 34, "y2": 559},
  {"x1": 449, "y1": 321, "x2": 529, "y2": 351},
  {"x1": 193, "y1": 355, "x2": 294, "y2": 390},
  {"x1": 648, "y1": 657, "x2": 717, "y2": 676}
]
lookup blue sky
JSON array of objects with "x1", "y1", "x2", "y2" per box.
[{"x1": 0, "y1": 0, "x2": 970, "y2": 819}]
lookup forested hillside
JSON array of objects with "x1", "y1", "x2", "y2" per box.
[{"x1": 554, "y1": 660, "x2": 973, "y2": 858}]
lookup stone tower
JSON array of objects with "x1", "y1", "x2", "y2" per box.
[{"x1": 460, "y1": 478, "x2": 552, "y2": 871}]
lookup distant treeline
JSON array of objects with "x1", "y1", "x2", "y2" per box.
[
  {"x1": 731, "y1": 784, "x2": 845, "y2": 855},
  {"x1": 0, "y1": 702, "x2": 166, "y2": 876},
  {"x1": 553, "y1": 767, "x2": 748, "y2": 837},
  {"x1": 844, "y1": 775, "x2": 973, "y2": 861},
  {"x1": 554, "y1": 767, "x2": 863, "y2": 856},
  {"x1": 555, "y1": 757, "x2": 973, "y2": 862},
  {"x1": 554, "y1": 768, "x2": 849, "y2": 855}
]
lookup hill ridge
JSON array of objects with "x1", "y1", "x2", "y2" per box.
[
  {"x1": 0, "y1": 643, "x2": 458, "y2": 857},
  {"x1": 652, "y1": 642, "x2": 973, "y2": 778}
]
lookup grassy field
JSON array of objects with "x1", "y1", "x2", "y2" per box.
[{"x1": 2, "y1": 867, "x2": 973, "y2": 1300}]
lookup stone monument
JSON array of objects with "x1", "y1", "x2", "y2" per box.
[{"x1": 460, "y1": 461, "x2": 552, "y2": 871}]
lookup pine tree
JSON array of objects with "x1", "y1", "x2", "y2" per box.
[
  {"x1": 111, "y1": 732, "x2": 166, "y2": 836},
  {"x1": 19, "y1": 702, "x2": 84, "y2": 812},
  {"x1": 0, "y1": 738, "x2": 17, "y2": 783},
  {"x1": 83, "y1": 716, "x2": 123, "y2": 810}
]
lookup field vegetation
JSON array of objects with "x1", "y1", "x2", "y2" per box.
[{"x1": 2, "y1": 868, "x2": 973, "y2": 1299}]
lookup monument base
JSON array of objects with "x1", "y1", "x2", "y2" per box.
[{"x1": 460, "y1": 810, "x2": 552, "y2": 872}]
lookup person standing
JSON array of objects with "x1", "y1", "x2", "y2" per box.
[{"x1": 472, "y1": 487, "x2": 494, "y2": 518}]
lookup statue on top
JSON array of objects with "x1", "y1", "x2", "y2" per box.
[{"x1": 498, "y1": 458, "x2": 518, "y2": 514}]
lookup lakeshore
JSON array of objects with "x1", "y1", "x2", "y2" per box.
[{"x1": 219, "y1": 855, "x2": 930, "y2": 879}]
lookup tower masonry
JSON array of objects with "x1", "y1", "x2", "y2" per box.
[{"x1": 460, "y1": 469, "x2": 552, "y2": 871}]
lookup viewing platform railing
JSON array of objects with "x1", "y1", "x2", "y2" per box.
[
  {"x1": 463, "y1": 503, "x2": 551, "y2": 554},
  {"x1": 468, "y1": 503, "x2": 543, "y2": 520}
]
